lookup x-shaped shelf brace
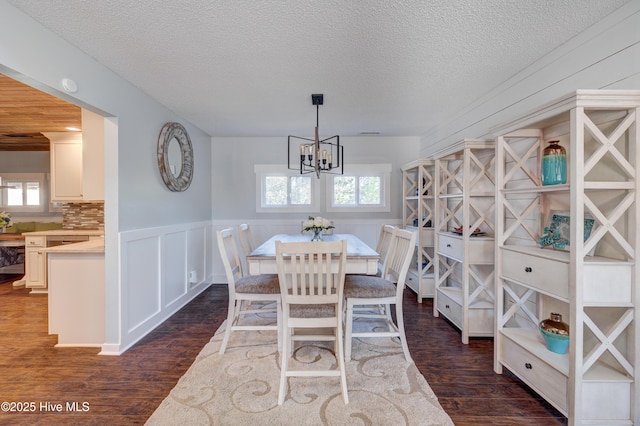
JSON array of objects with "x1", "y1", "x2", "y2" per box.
[
  {"x1": 583, "y1": 309, "x2": 634, "y2": 377},
  {"x1": 501, "y1": 197, "x2": 541, "y2": 245},
  {"x1": 438, "y1": 201, "x2": 463, "y2": 231},
  {"x1": 584, "y1": 193, "x2": 635, "y2": 258},
  {"x1": 438, "y1": 161, "x2": 464, "y2": 195},
  {"x1": 468, "y1": 200, "x2": 495, "y2": 233},
  {"x1": 502, "y1": 137, "x2": 542, "y2": 187},
  {"x1": 406, "y1": 202, "x2": 419, "y2": 222},
  {"x1": 468, "y1": 267, "x2": 495, "y2": 304},
  {"x1": 468, "y1": 151, "x2": 496, "y2": 189},
  {"x1": 435, "y1": 257, "x2": 459, "y2": 287},
  {"x1": 405, "y1": 173, "x2": 418, "y2": 197},
  {"x1": 499, "y1": 284, "x2": 538, "y2": 328}
]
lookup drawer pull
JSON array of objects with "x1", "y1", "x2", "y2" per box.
[
  {"x1": 524, "y1": 266, "x2": 532, "y2": 273},
  {"x1": 446, "y1": 244, "x2": 452, "y2": 248},
  {"x1": 525, "y1": 363, "x2": 532, "y2": 369},
  {"x1": 445, "y1": 304, "x2": 450, "y2": 309}
]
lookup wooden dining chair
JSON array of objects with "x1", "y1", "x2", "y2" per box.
[
  {"x1": 237, "y1": 223, "x2": 255, "y2": 258},
  {"x1": 375, "y1": 224, "x2": 397, "y2": 275},
  {"x1": 275, "y1": 239, "x2": 348, "y2": 405},
  {"x1": 344, "y1": 228, "x2": 418, "y2": 362},
  {"x1": 216, "y1": 228, "x2": 281, "y2": 354}
]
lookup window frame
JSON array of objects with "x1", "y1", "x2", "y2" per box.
[
  {"x1": 326, "y1": 164, "x2": 391, "y2": 213},
  {"x1": 254, "y1": 165, "x2": 320, "y2": 213},
  {"x1": 0, "y1": 172, "x2": 47, "y2": 213}
]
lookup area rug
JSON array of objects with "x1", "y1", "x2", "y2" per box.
[{"x1": 146, "y1": 310, "x2": 454, "y2": 425}]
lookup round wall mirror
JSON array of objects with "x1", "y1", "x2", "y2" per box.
[{"x1": 157, "y1": 122, "x2": 193, "y2": 191}]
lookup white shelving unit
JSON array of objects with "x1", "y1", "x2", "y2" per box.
[
  {"x1": 493, "y1": 90, "x2": 639, "y2": 425},
  {"x1": 433, "y1": 139, "x2": 496, "y2": 344},
  {"x1": 401, "y1": 159, "x2": 436, "y2": 302}
]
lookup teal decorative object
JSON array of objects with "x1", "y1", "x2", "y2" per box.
[
  {"x1": 539, "y1": 313, "x2": 570, "y2": 354},
  {"x1": 541, "y1": 141, "x2": 567, "y2": 185},
  {"x1": 538, "y1": 212, "x2": 595, "y2": 250}
]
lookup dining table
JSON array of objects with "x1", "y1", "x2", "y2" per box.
[{"x1": 246, "y1": 233, "x2": 379, "y2": 275}]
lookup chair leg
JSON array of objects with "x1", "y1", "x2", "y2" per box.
[
  {"x1": 336, "y1": 321, "x2": 349, "y2": 404},
  {"x1": 278, "y1": 322, "x2": 290, "y2": 405},
  {"x1": 219, "y1": 299, "x2": 237, "y2": 354},
  {"x1": 345, "y1": 299, "x2": 354, "y2": 361},
  {"x1": 276, "y1": 298, "x2": 282, "y2": 352},
  {"x1": 394, "y1": 303, "x2": 412, "y2": 363}
]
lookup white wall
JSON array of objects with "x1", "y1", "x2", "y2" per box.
[
  {"x1": 0, "y1": 3, "x2": 213, "y2": 354},
  {"x1": 420, "y1": 1, "x2": 640, "y2": 155},
  {"x1": 211, "y1": 135, "x2": 419, "y2": 220}
]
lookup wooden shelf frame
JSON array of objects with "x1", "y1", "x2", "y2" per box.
[
  {"x1": 402, "y1": 159, "x2": 437, "y2": 302},
  {"x1": 433, "y1": 139, "x2": 496, "y2": 344},
  {"x1": 493, "y1": 90, "x2": 640, "y2": 425}
]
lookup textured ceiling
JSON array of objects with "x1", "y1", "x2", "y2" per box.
[{"x1": 6, "y1": 0, "x2": 630, "y2": 139}]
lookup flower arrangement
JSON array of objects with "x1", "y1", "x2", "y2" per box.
[
  {"x1": 0, "y1": 211, "x2": 12, "y2": 231},
  {"x1": 302, "y1": 216, "x2": 334, "y2": 241}
]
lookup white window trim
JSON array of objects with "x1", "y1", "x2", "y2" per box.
[
  {"x1": 0, "y1": 172, "x2": 46, "y2": 213},
  {"x1": 254, "y1": 165, "x2": 320, "y2": 213},
  {"x1": 326, "y1": 164, "x2": 391, "y2": 213}
]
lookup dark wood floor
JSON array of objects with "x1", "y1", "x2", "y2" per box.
[{"x1": 0, "y1": 278, "x2": 567, "y2": 425}]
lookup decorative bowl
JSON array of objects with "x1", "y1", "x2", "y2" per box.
[{"x1": 539, "y1": 327, "x2": 569, "y2": 354}]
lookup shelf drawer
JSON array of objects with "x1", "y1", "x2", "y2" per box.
[
  {"x1": 502, "y1": 249, "x2": 568, "y2": 299},
  {"x1": 405, "y1": 270, "x2": 419, "y2": 294},
  {"x1": 436, "y1": 289, "x2": 462, "y2": 328},
  {"x1": 438, "y1": 233, "x2": 463, "y2": 260},
  {"x1": 437, "y1": 290, "x2": 462, "y2": 328},
  {"x1": 501, "y1": 336, "x2": 567, "y2": 414},
  {"x1": 438, "y1": 233, "x2": 493, "y2": 263}
]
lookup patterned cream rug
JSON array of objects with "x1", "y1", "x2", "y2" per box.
[{"x1": 146, "y1": 310, "x2": 454, "y2": 425}]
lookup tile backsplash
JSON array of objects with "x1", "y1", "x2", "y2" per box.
[{"x1": 62, "y1": 202, "x2": 104, "y2": 230}]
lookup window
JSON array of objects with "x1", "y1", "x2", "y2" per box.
[
  {"x1": 0, "y1": 173, "x2": 46, "y2": 212},
  {"x1": 255, "y1": 165, "x2": 320, "y2": 212},
  {"x1": 327, "y1": 164, "x2": 391, "y2": 212}
]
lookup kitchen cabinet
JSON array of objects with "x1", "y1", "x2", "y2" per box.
[
  {"x1": 44, "y1": 108, "x2": 105, "y2": 202},
  {"x1": 47, "y1": 239, "x2": 105, "y2": 347},
  {"x1": 24, "y1": 236, "x2": 46, "y2": 292},
  {"x1": 23, "y1": 230, "x2": 104, "y2": 294},
  {"x1": 493, "y1": 90, "x2": 639, "y2": 424},
  {"x1": 401, "y1": 159, "x2": 436, "y2": 302},
  {"x1": 48, "y1": 132, "x2": 83, "y2": 201},
  {"x1": 433, "y1": 139, "x2": 495, "y2": 344}
]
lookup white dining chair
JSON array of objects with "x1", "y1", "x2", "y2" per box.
[
  {"x1": 275, "y1": 239, "x2": 348, "y2": 405},
  {"x1": 375, "y1": 224, "x2": 397, "y2": 275},
  {"x1": 237, "y1": 223, "x2": 255, "y2": 258},
  {"x1": 343, "y1": 228, "x2": 418, "y2": 362},
  {"x1": 216, "y1": 227, "x2": 281, "y2": 354}
]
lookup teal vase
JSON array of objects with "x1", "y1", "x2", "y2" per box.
[{"x1": 541, "y1": 141, "x2": 567, "y2": 185}]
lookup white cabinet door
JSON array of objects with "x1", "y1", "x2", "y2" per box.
[
  {"x1": 24, "y1": 236, "x2": 46, "y2": 290},
  {"x1": 48, "y1": 133, "x2": 83, "y2": 201}
]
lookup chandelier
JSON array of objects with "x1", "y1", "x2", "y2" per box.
[{"x1": 288, "y1": 94, "x2": 343, "y2": 178}]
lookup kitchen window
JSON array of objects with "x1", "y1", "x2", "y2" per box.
[{"x1": 0, "y1": 173, "x2": 46, "y2": 212}]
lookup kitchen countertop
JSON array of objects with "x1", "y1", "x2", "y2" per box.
[
  {"x1": 44, "y1": 238, "x2": 105, "y2": 254},
  {"x1": 23, "y1": 229, "x2": 104, "y2": 237}
]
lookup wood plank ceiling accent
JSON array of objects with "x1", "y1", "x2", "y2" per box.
[{"x1": 0, "y1": 74, "x2": 81, "y2": 151}]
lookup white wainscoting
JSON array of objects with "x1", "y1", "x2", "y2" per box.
[
  {"x1": 105, "y1": 220, "x2": 214, "y2": 355},
  {"x1": 210, "y1": 218, "x2": 402, "y2": 283},
  {"x1": 107, "y1": 218, "x2": 400, "y2": 354}
]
